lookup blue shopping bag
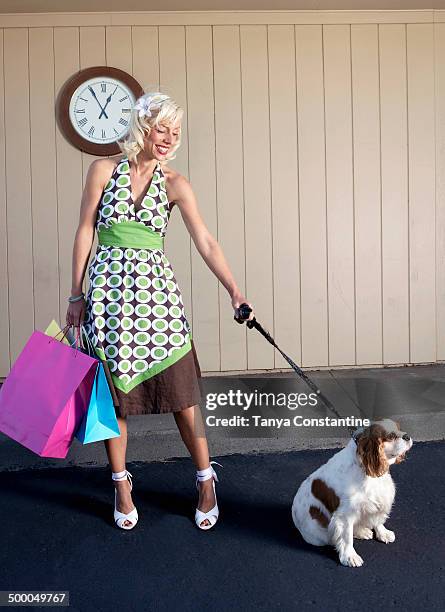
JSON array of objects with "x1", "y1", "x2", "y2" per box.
[{"x1": 75, "y1": 361, "x2": 121, "y2": 444}]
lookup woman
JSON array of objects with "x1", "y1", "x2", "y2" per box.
[{"x1": 66, "y1": 92, "x2": 255, "y2": 531}]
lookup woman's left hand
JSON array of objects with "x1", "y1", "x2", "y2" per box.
[{"x1": 231, "y1": 293, "x2": 255, "y2": 323}]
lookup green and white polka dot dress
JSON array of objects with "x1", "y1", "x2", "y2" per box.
[{"x1": 83, "y1": 156, "x2": 202, "y2": 417}]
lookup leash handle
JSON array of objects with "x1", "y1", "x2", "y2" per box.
[{"x1": 234, "y1": 302, "x2": 254, "y2": 325}]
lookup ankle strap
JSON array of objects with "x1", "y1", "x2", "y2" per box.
[
  {"x1": 112, "y1": 469, "x2": 132, "y2": 481},
  {"x1": 196, "y1": 461, "x2": 222, "y2": 483}
]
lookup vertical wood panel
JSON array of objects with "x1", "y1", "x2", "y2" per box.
[
  {"x1": 324, "y1": 25, "x2": 355, "y2": 366},
  {"x1": 29, "y1": 27, "x2": 59, "y2": 333},
  {"x1": 435, "y1": 23, "x2": 445, "y2": 361},
  {"x1": 132, "y1": 26, "x2": 159, "y2": 91},
  {"x1": 295, "y1": 25, "x2": 329, "y2": 368},
  {"x1": 380, "y1": 24, "x2": 409, "y2": 364},
  {"x1": 0, "y1": 29, "x2": 10, "y2": 373},
  {"x1": 158, "y1": 26, "x2": 193, "y2": 341},
  {"x1": 268, "y1": 25, "x2": 301, "y2": 368},
  {"x1": 213, "y1": 25, "x2": 247, "y2": 371},
  {"x1": 351, "y1": 24, "x2": 383, "y2": 365},
  {"x1": 4, "y1": 28, "x2": 33, "y2": 361},
  {"x1": 54, "y1": 27, "x2": 82, "y2": 324},
  {"x1": 185, "y1": 25, "x2": 219, "y2": 370},
  {"x1": 106, "y1": 25, "x2": 132, "y2": 74},
  {"x1": 407, "y1": 24, "x2": 436, "y2": 362},
  {"x1": 240, "y1": 25, "x2": 274, "y2": 370}
]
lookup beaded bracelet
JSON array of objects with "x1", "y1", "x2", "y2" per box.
[{"x1": 68, "y1": 293, "x2": 85, "y2": 303}]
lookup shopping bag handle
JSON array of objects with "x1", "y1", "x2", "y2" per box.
[
  {"x1": 48, "y1": 323, "x2": 98, "y2": 362},
  {"x1": 51, "y1": 323, "x2": 76, "y2": 344},
  {"x1": 51, "y1": 324, "x2": 70, "y2": 341},
  {"x1": 79, "y1": 324, "x2": 97, "y2": 357},
  {"x1": 48, "y1": 324, "x2": 83, "y2": 356}
]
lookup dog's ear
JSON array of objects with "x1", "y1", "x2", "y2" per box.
[{"x1": 356, "y1": 424, "x2": 389, "y2": 477}]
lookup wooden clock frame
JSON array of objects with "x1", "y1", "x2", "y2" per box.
[{"x1": 56, "y1": 65, "x2": 144, "y2": 156}]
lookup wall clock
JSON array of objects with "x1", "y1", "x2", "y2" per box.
[{"x1": 56, "y1": 66, "x2": 144, "y2": 156}]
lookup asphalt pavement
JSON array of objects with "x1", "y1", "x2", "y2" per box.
[{"x1": 0, "y1": 440, "x2": 443, "y2": 611}]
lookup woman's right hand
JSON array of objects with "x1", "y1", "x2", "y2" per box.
[{"x1": 66, "y1": 298, "x2": 86, "y2": 328}]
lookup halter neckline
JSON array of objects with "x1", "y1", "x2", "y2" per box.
[{"x1": 125, "y1": 156, "x2": 163, "y2": 209}]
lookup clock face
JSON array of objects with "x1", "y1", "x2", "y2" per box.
[{"x1": 68, "y1": 77, "x2": 136, "y2": 144}]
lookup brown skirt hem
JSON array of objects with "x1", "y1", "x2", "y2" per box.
[{"x1": 98, "y1": 338, "x2": 202, "y2": 418}]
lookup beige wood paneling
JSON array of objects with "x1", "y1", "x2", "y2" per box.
[
  {"x1": 407, "y1": 23, "x2": 436, "y2": 363},
  {"x1": 380, "y1": 24, "x2": 410, "y2": 364},
  {"x1": 295, "y1": 25, "x2": 329, "y2": 368},
  {"x1": 29, "y1": 28, "x2": 59, "y2": 334},
  {"x1": 132, "y1": 26, "x2": 159, "y2": 91},
  {"x1": 324, "y1": 24, "x2": 356, "y2": 366},
  {"x1": 0, "y1": 9, "x2": 444, "y2": 378},
  {"x1": 106, "y1": 26, "x2": 132, "y2": 73},
  {"x1": 351, "y1": 24, "x2": 383, "y2": 365},
  {"x1": 436, "y1": 22, "x2": 445, "y2": 361},
  {"x1": 4, "y1": 28, "x2": 33, "y2": 362}
]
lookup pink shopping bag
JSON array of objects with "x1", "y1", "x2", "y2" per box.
[{"x1": 0, "y1": 326, "x2": 99, "y2": 458}]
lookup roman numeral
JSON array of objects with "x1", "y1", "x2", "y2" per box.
[
  {"x1": 118, "y1": 118, "x2": 128, "y2": 126},
  {"x1": 101, "y1": 82, "x2": 106, "y2": 93},
  {"x1": 75, "y1": 109, "x2": 85, "y2": 113},
  {"x1": 78, "y1": 117, "x2": 88, "y2": 127},
  {"x1": 101, "y1": 129, "x2": 106, "y2": 139},
  {"x1": 113, "y1": 128, "x2": 119, "y2": 135},
  {"x1": 88, "y1": 126, "x2": 95, "y2": 136},
  {"x1": 119, "y1": 96, "x2": 128, "y2": 102},
  {"x1": 79, "y1": 97, "x2": 88, "y2": 102},
  {"x1": 122, "y1": 108, "x2": 131, "y2": 113}
]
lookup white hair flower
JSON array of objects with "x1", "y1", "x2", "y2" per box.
[
  {"x1": 134, "y1": 94, "x2": 170, "y2": 118},
  {"x1": 134, "y1": 97, "x2": 152, "y2": 118}
]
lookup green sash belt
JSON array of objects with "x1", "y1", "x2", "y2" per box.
[{"x1": 98, "y1": 221, "x2": 164, "y2": 250}]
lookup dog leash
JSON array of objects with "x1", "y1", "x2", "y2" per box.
[{"x1": 234, "y1": 303, "x2": 359, "y2": 441}]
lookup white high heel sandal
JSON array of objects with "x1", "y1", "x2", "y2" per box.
[
  {"x1": 195, "y1": 461, "x2": 222, "y2": 530},
  {"x1": 112, "y1": 469, "x2": 139, "y2": 530}
]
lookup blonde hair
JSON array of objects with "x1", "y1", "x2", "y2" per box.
[{"x1": 118, "y1": 91, "x2": 183, "y2": 164}]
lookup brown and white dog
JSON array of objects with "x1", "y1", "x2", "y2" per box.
[{"x1": 291, "y1": 418, "x2": 413, "y2": 567}]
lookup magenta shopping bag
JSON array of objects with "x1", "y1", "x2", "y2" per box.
[{"x1": 0, "y1": 327, "x2": 99, "y2": 458}]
